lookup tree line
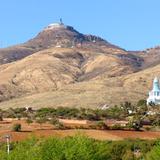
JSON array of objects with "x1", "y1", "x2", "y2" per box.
[{"x1": 0, "y1": 135, "x2": 158, "y2": 160}]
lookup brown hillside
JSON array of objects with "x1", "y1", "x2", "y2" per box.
[
  {"x1": 0, "y1": 46, "x2": 142, "y2": 102},
  {"x1": 0, "y1": 62, "x2": 158, "y2": 109},
  {"x1": 0, "y1": 22, "x2": 158, "y2": 108}
]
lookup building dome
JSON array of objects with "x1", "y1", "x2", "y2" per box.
[
  {"x1": 44, "y1": 19, "x2": 66, "y2": 30},
  {"x1": 45, "y1": 22, "x2": 66, "y2": 30}
]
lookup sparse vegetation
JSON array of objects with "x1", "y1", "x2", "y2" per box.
[
  {"x1": 54, "y1": 121, "x2": 65, "y2": 130},
  {"x1": 26, "y1": 118, "x2": 33, "y2": 125},
  {"x1": 36, "y1": 117, "x2": 47, "y2": 129},
  {"x1": 95, "y1": 121, "x2": 108, "y2": 130},
  {"x1": 0, "y1": 100, "x2": 159, "y2": 131}
]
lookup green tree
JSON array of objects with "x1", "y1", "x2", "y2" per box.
[
  {"x1": 137, "y1": 99, "x2": 147, "y2": 107},
  {"x1": 122, "y1": 150, "x2": 134, "y2": 160},
  {"x1": 0, "y1": 136, "x2": 155, "y2": 160},
  {"x1": 146, "y1": 143, "x2": 160, "y2": 160}
]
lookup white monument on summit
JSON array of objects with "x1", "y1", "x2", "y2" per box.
[
  {"x1": 147, "y1": 77, "x2": 160, "y2": 105},
  {"x1": 45, "y1": 18, "x2": 66, "y2": 30}
]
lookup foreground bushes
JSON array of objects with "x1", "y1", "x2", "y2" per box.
[
  {"x1": 146, "y1": 142, "x2": 160, "y2": 159},
  {"x1": 0, "y1": 135, "x2": 156, "y2": 160}
]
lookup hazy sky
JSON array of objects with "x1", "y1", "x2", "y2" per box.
[{"x1": 0, "y1": 0, "x2": 160, "y2": 50}]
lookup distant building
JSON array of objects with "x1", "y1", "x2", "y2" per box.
[
  {"x1": 100, "y1": 104, "x2": 109, "y2": 110},
  {"x1": 45, "y1": 19, "x2": 66, "y2": 30},
  {"x1": 147, "y1": 77, "x2": 160, "y2": 105}
]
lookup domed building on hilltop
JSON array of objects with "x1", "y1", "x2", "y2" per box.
[{"x1": 45, "y1": 18, "x2": 66, "y2": 30}]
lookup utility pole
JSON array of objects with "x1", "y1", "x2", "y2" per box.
[
  {"x1": 60, "y1": 18, "x2": 63, "y2": 25},
  {"x1": 4, "y1": 134, "x2": 11, "y2": 155}
]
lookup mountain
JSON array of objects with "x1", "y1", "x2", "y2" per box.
[
  {"x1": 132, "y1": 46, "x2": 160, "y2": 69},
  {"x1": 0, "y1": 22, "x2": 121, "y2": 64},
  {"x1": 0, "y1": 22, "x2": 158, "y2": 108}
]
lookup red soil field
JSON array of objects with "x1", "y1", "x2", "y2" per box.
[{"x1": 0, "y1": 119, "x2": 160, "y2": 142}]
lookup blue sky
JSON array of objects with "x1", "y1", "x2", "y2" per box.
[{"x1": 0, "y1": 0, "x2": 160, "y2": 50}]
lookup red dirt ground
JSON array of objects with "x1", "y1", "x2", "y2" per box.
[{"x1": 0, "y1": 119, "x2": 160, "y2": 142}]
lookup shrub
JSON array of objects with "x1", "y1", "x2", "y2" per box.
[
  {"x1": 26, "y1": 118, "x2": 33, "y2": 125},
  {"x1": 36, "y1": 117, "x2": 47, "y2": 126},
  {"x1": 49, "y1": 117, "x2": 66, "y2": 130},
  {"x1": 111, "y1": 124, "x2": 124, "y2": 130},
  {"x1": 54, "y1": 121, "x2": 65, "y2": 130},
  {"x1": 122, "y1": 150, "x2": 134, "y2": 160},
  {"x1": 16, "y1": 114, "x2": 22, "y2": 120},
  {"x1": 137, "y1": 99, "x2": 147, "y2": 107},
  {"x1": 146, "y1": 142, "x2": 160, "y2": 160},
  {"x1": 132, "y1": 121, "x2": 143, "y2": 131},
  {"x1": 106, "y1": 106, "x2": 126, "y2": 119},
  {"x1": 0, "y1": 114, "x2": 3, "y2": 121},
  {"x1": 49, "y1": 117, "x2": 59, "y2": 125},
  {"x1": 88, "y1": 124, "x2": 97, "y2": 129},
  {"x1": 145, "y1": 127, "x2": 151, "y2": 131},
  {"x1": 12, "y1": 123, "x2": 21, "y2": 132},
  {"x1": 95, "y1": 121, "x2": 108, "y2": 130}
]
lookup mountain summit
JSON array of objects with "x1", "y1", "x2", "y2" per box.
[
  {"x1": 0, "y1": 21, "x2": 124, "y2": 65},
  {"x1": 25, "y1": 21, "x2": 122, "y2": 52}
]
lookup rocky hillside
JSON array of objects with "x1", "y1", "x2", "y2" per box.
[{"x1": 0, "y1": 22, "x2": 158, "y2": 108}]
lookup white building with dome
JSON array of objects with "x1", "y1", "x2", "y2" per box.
[
  {"x1": 44, "y1": 19, "x2": 66, "y2": 30},
  {"x1": 147, "y1": 77, "x2": 160, "y2": 105}
]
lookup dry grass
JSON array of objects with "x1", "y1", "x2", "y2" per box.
[
  {"x1": 0, "y1": 46, "x2": 138, "y2": 107},
  {"x1": 0, "y1": 47, "x2": 158, "y2": 109}
]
